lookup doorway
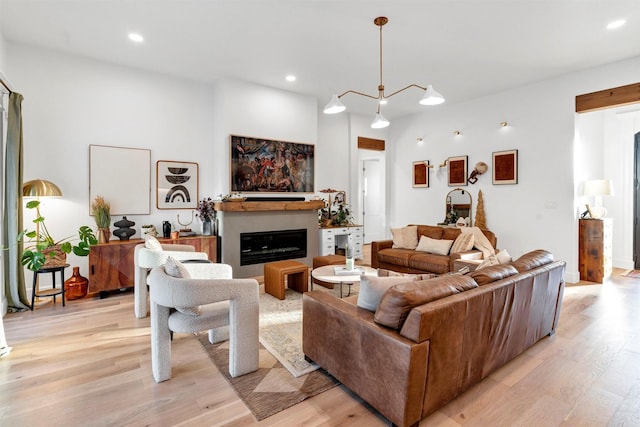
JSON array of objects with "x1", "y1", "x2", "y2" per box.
[
  {"x1": 361, "y1": 157, "x2": 385, "y2": 243},
  {"x1": 634, "y1": 132, "x2": 640, "y2": 268}
]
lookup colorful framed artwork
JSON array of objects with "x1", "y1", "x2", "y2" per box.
[
  {"x1": 413, "y1": 161, "x2": 429, "y2": 187},
  {"x1": 156, "y1": 160, "x2": 199, "y2": 209},
  {"x1": 492, "y1": 149, "x2": 518, "y2": 184},
  {"x1": 230, "y1": 135, "x2": 315, "y2": 193},
  {"x1": 448, "y1": 156, "x2": 468, "y2": 186}
]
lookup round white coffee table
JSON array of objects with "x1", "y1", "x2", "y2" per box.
[{"x1": 311, "y1": 265, "x2": 377, "y2": 297}]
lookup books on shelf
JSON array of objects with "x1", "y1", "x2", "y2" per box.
[{"x1": 333, "y1": 266, "x2": 362, "y2": 276}]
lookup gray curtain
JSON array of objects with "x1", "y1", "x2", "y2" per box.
[{"x1": 3, "y1": 92, "x2": 29, "y2": 310}]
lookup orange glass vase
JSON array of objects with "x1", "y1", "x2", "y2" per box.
[{"x1": 64, "y1": 266, "x2": 89, "y2": 300}]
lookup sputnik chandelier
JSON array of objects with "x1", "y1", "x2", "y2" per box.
[{"x1": 323, "y1": 16, "x2": 445, "y2": 129}]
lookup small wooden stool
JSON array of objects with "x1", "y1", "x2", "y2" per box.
[
  {"x1": 312, "y1": 255, "x2": 346, "y2": 289},
  {"x1": 264, "y1": 260, "x2": 309, "y2": 300}
]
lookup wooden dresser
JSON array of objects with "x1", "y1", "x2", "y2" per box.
[
  {"x1": 578, "y1": 218, "x2": 612, "y2": 283},
  {"x1": 88, "y1": 235, "x2": 218, "y2": 295}
]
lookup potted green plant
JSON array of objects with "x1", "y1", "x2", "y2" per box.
[
  {"x1": 19, "y1": 199, "x2": 98, "y2": 271},
  {"x1": 91, "y1": 195, "x2": 111, "y2": 243}
]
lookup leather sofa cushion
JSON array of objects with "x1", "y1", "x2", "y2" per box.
[
  {"x1": 374, "y1": 275, "x2": 478, "y2": 329},
  {"x1": 468, "y1": 264, "x2": 519, "y2": 285},
  {"x1": 512, "y1": 249, "x2": 554, "y2": 272},
  {"x1": 378, "y1": 248, "x2": 414, "y2": 268},
  {"x1": 441, "y1": 227, "x2": 462, "y2": 241},
  {"x1": 415, "y1": 225, "x2": 443, "y2": 240},
  {"x1": 408, "y1": 252, "x2": 451, "y2": 275}
]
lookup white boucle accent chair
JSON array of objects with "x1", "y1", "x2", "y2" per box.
[
  {"x1": 134, "y1": 243, "x2": 209, "y2": 318},
  {"x1": 148, "y1": 263, "x2": 260, "y2": 382}
]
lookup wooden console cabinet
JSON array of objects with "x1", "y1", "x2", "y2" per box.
[
  {"x1": 578, "y1": 218, "x2": 612, "y2": 283},
  {"x1": 88, "y1": 235, "x2": 218, "y2": 294}
]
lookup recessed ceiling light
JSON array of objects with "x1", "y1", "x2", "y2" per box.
[
  {"x1": 128, "y1": 32, "x2": 144, "y2": 43},
  {"x1": 285, "y1": 75, "x2": 296, "y2": 82},
  {"x1": 606, "y1": 19, "x2": 626, "y2": 30}
]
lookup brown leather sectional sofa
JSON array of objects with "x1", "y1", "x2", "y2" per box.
[
  {"x1": 371, "y1": 224, "x2": 498, "y2": 275},
  {"x1": 303, "y1": 250, "x2": 565, "y2": 427}
]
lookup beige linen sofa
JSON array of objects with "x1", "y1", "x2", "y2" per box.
[
  {"x1": 371, "y1": 224, "x2": 498, "y2": 275},
  {"x1": 303, "y1": 250, "x2": 565, "y2": 427}
]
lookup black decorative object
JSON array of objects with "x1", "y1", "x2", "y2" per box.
[
  {"x1": 113, "y1": 216, "x2": 136, "y2": 241},
  {"x1": 162, "y1": 221, "x2": 172, "y2": 238}
]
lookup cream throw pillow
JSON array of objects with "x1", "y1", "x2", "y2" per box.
[
  {"x1": 164, "y1": 257, "x2": 200, "y2": 316},
  {"x1": 496, "y1": 249, "x2": 512, "y2": 264},
  {"x1": 391, "y1": 226, "x2": 418, "y2": 249},
  {"x1": 145, "y1": 235, "x2": 163, "y2": 251},
  {"x1": 415, "y1": 235, "x2": 454, "y2": 256},
  {"x1": 450, "y1": 233, "x2": 474, "y2": 253},
  {"x1": 357, "y1": 275, "x2": 418, "y2": 312}
]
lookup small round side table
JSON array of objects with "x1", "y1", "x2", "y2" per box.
[{"x1": 31, "y1": 264, "x2": 70, "y2": 310}]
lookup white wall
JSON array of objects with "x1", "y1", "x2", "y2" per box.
[
  {"x1": 7, "y1": 43, "x2": 216, "y2": 284},
  {"x1": 388, "y1": 55, "x2": 640, "y2": 283},
  {"x1": 6, "y1": 43, "x2": 320, "y2": 288}
]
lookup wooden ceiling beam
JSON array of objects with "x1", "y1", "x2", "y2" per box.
[{"x1": 576, "y1": 82, "x2": 640, "y2": 113}]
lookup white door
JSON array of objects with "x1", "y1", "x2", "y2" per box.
[{"x1": 362, "y1": 158, "x2": 385, "y2": 243}]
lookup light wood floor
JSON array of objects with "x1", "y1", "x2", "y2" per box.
[{"x1": 1, "y1": 264, "x2": 639, "y2": 426}]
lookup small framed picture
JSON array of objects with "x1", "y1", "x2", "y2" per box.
[
  {"x1": 492, "y1": 150, "x2": 518, "y2": 184},
  {"x1": 448, "y1": 156, "x2": 468, "y2": 186},
  {"x1": 413, "y1": 161, "x2": 429, "y2": 187},
  {"x1": 156, "y1": 160, "x2": 199, "y2": 209}
]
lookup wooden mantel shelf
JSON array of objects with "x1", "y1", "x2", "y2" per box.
[{"x1": 213, "y1": 200, "x2": 325, "y2": 212}]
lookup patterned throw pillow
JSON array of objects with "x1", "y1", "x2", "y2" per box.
[
  {"x1": 450, "y1": 232, "x2": 474, "y2": 254},
  {"x1": 145, "y1": 235, "x2": 163, "y2": 251},
  {"x1": 391, "y1": 226, "x2": 419, "y2": 249},
  {"x1": 476, "y1": 254, "x2": 500, "y2": 270},
  {"x1": 164, "y1": 257, "x2": 200, "y2": 316}
]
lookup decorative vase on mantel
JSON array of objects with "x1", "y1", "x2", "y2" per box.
[{"x1": 64, "y1": 266, "x2": 88, "y2": 300}]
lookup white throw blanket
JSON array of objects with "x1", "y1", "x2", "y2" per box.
[{"x1": 461, "y1": 226, "x2": 495, "y2": 258}]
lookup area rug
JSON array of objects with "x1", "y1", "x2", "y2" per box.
[
  {"x1": 259, "y1": 283, "x2": 359, "y2": 377},
  {"x1": 197, "y1": 332, "x2": 339, "y2": 421}
]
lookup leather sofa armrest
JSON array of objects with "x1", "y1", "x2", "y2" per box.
[
  {"x1": 371, "y1": 239, "x2": 393, "y2": 269},
  {"x1": 303, "y1": 291, "x2": 428, "y2": 427}
]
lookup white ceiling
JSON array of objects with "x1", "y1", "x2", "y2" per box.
[{"x1": 1, "y1": 0, "x2": 639, "y2": 119}]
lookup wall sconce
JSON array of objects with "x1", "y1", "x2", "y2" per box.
[
  {"x1": 453, "y1": 130, "x2": 462, "y2": 136},
  {"x1": 500, "y1": 121, "x2": 508, "y2": 127},
  {"x1": 426, "y1": 159, "x2": 448, "y2": 169}
]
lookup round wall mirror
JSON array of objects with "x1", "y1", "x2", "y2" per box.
[{"x1": 444, "y1": 188, "x2": 472, "y2": 226}]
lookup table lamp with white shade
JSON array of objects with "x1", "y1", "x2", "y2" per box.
[{"x1": 582, "y1": 179, "x2": 613, "y2": 219}]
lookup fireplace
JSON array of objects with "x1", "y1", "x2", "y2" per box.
[{"x1": 240, "y1": 229, "x2": 307, "y2": 265}]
